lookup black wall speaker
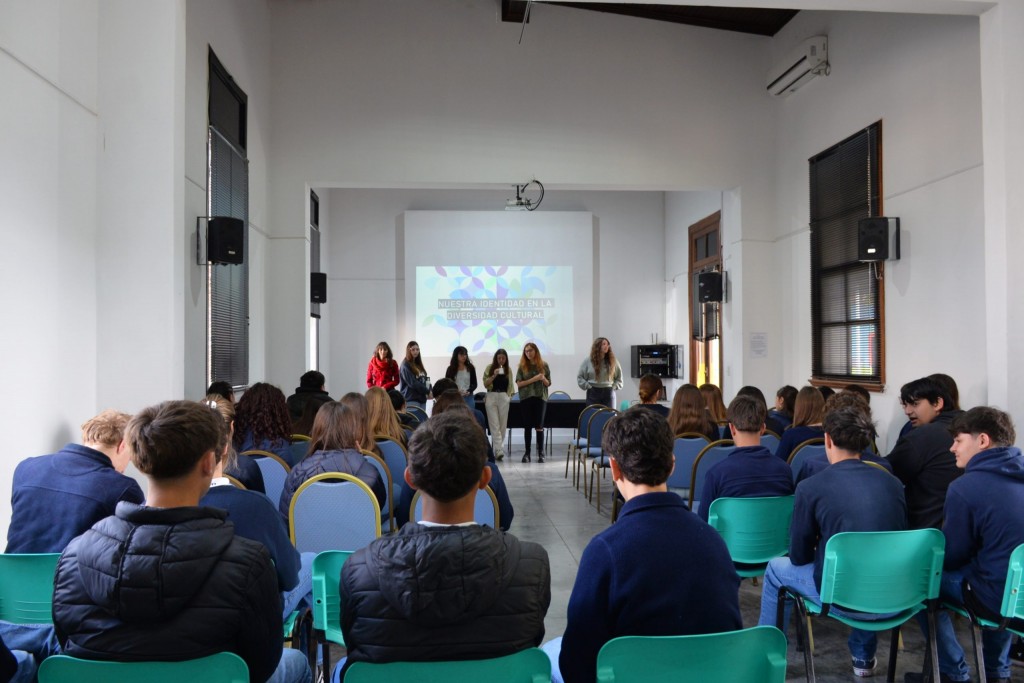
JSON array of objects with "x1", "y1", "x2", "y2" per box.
[
  {"x1": 311, "y1": 272, "x2": 327, "y2": 304},
  {"x1": 207, "y1": 217, "x2": 244, "y2": 265},
  {"x1": 858, "y1": 217, "x2": 900, "y2": 262},
  {"x1": 697, "y1": 271, "x2": 723, "y2": 303}
]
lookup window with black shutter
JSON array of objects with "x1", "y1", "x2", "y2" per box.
[
  {"x1": 207, "y1": 49, "x2": 249, "y2": 390},
  {"x1": 809, "y1": 121, "x2": 884, "y2": 388}
]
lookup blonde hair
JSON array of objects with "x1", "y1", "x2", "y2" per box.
[
  {"x1": 366, "y1": 386, "x2": 406, "y2": 445},
  {"x1": 80, "y1": 410, "x2": 132, "y2": 447},
  {"x1": 203, "y1": 394, "x2": 237, "y2": 471}
]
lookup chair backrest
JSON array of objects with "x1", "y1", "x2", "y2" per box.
[
  {"x1": 760, "y1": 431, "x2": 781, "y2": 456},
  {"x1": 575, "y1": 404, "x2": 605, "y2": 440},
  {"x1": 688, "y1": 440, "x2": 735, "y2": 510},
  {"x1": 311, "y1": 550, "x2": 354, "y2": 647},
  {"x1": 289, "y1": 440, "x2": 310, "y2": 463},
  {"x1": 706, "y1": 496, "x2": 795, "y2": 565},
  {"x1": 0, "y1": 553, "x2": 61, "y2": 624},
  {"x1": 668, "y1": 436, "x2": 711, "y2": 489},
  {"x1": 585, "y1": 408, "x2": 618, "y2": 450},
  {"x1": 375, "y1": 437, "x2": 409, "y2": 487},
  {"x1": 787, "y1": 438, "x2": 826, "y2": 482},
  {"x1": 241, "y1": 450, "x2": 290, "y2": 505},
  {"x1": 407, "y1": 406, "x2": 428, "y2": 423},
  {"x1": 290, "y1": 434, "x2": 311, "y2": 442},
  {"x1": 289, "y1": 473, "x2": 382, "y2": 553},
  {"x1": 549, "y1": 390, "x2": 571, "y2": 400},
  {"x1": 819, "y1": 529, "x2": 945, "y2": 613},
  {"x1": 345, "y1": 647, "x2": 551, "y2": 683},
  {"x1": 717, "y1": 422, "x2": 730, "y2": 440},
  {"x1": 361, "y1": 450, "x2": 394, "y2": 526},
  {"x1": 224, "y1": 475, "x2": 246, "y2": 489},
  {"x1": 38, "y1": 652, "x2": 249, "y2": 683},
  {"x1": 1000, "y1": 543, "x2": 1024, "y2": 622},
  {"x1": 410, "y1": 487, "x2": 499, "y2": 529},
  {"x1": 595, "y1": 626, "x2": 787, "y2": 683}
]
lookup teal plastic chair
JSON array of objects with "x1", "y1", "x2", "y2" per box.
[
  {"x1": 595, "y1": 626, "x2": 787, "y2": 682},
  {"x1": 38, "y1": 652, "x2": 248, "y2": 682},
  {"x1": 311, "y1": 550, "x2": 354, "y2": 679},
  {"x1": 778, "y1": 529, "x2": 945, "y2": 683},
  {"x1": 706, "y1": 496, "x2": 795, "y2": 577},
  {"x1": 942, "y1": 543, "x2": 1024, "y2": 683},
  {"x1": 786, "y1": 438, "x2": 826, "y2": 483},
  {"x1": 687, "y1": 440, "x2": 734, "y2": 515},
  {"x1": 0, "y1": 553, "x2": 61, "y2": 624},
  {"x1": 345, "y1": 647, "x2": 551, "y2": 682},
  {"x1": 410, "y1": 487, "x2": 500, "y2": 529}
]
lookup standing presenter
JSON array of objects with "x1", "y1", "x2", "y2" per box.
[
  {"x1": 577, "y1": 337, "x2": 623, "y2": 408},
  {"x1": 516, "y1": 343, "x2": 551, "y2": 463}
]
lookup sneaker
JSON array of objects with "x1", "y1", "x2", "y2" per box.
[{"x1": 852, "y1": 658, "x2": 876, "y2": 677}]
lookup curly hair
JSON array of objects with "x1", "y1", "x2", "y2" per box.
[
  {"x1": 232, "y1": 382, "x2": 292, "y2": 449},
  {"x1": 668, "y1": 384, "x2": 716, "y2": 437},
  {"x1": 589, "y1": 337, "x2": 617, "y2": 381}
]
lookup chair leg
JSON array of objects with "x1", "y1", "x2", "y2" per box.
[
  {"x1": 792, "y1": 597, "x2": 817, "y2": 683},
  {"x1": 969, "y1": 622, "x2": 987, "y2": 683},
  {"x1": 594, "y1": 463, "x2": 602, "y2": 514},
  {"x1": 926, "y1": 606, "x2": 941, "y2": 683},
  {"x1": 887, "y1": 628, "x2": 900, "y2": 683},
  {"x1": 321, "y1": 637, "x2": 331, "y2": 683}
]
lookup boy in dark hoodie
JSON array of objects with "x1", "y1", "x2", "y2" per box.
[{"x1": 907, "y1": 406, "x2": 1024, "y2": 683}]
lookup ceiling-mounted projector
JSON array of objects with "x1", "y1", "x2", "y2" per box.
[{"x1": 505, "y1": 179, "x2": 544, "y2": 211}]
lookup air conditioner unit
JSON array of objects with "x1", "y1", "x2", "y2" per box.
[{"x1": 766, "y1": 36, "x2": 828, "y2": 97}]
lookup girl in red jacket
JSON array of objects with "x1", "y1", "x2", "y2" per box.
[{"x1": 366, "y1": 341, "x2": 400, "y2": 389}]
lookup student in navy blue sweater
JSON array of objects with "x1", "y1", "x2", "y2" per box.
[
  {"x1": 795, "y1": 392, "x2": 893, "y2": 483},
  {"x1": 758, "y1": 403, "x2": 907, "y2": 679},
  {"x1": 549, "y1": 407, "x2": 741, "y2": 683},
  {"x1": 697, "y1": 394, "x2": 793, "y2": 522},
  {"x1": 774, "y1": 386, "x2": 826, "y2": 463},
  {"x1": 908, "y1": 407, "x2": 1024, "y2": 683}
]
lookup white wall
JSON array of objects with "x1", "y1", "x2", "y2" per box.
[
  {"x1": 0, "y1": 0, "x2": 101, "y2": 540},
  {"x1": 266, "y1": 0, "x2": 776, "y2": 392},
  {"x1": 770, "y1": 11, "x2": 985, "y2": 450},
  {"x1": 322, "y1": 188, "x2": 666, "y2": 402},
  {"x1": 184, "y1": 0, "x2": 274, "y2": 398}
]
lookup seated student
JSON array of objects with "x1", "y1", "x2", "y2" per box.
[
  {"x1": 203, "y1": 392, "x2": 267, "y2": 495},
  {"x1": 897, "y1": 373, "x2": 961, "y2": 439},
  {"x1": 394, "y1": 390, "x2": 514, "y2": 530},
  {"x1": 286, "y1": 370, "x2": 334, "y2": 421},
  {"x1": 636, "y1": 374, "x2": 670, "y2": 418},
  {"x1": 6, "y1": 409, "x2": 144, "y2": 553},
  {"x1": 667, "y1": 383, "x2": 719, "y2": 441},
  {"x1": 758, "y1": 404, "x2": 907, "y2": 678},
  {"x1": 774, "y1": 386, "x2": 826, "y2": 463},
  {"x1": 697, "y1": 394, "x2": 794, "y2": 522},
  {"x1": 549, "y1": 407, "x2": 741, "y2": 683},
  {"x1": 338, "y1": 411, "x2": 550, "y2": 680},
  {"x1": 278, "y1": 400, "x2": 386, "y2": 520},
  {"x1": 199, "y1": 396, "x2": 310, "y2": 619},
  {"x1": 795, "y1": 392, "x2": 893, "y2": 483},
  {"x1": 207, "y1": 380, "x2": 235, "y2": 403},
  {"x1": 366, "y1": 386, "x2": 407, "y2": 447},
  {"x1": 386, "y1": 388, "x2": 420, "y2": 431},
  {"x1": 888, "y1": 376, "x2": 964, "y2": 530},
  {"x1": 51, "y1": 400, "x2": 310, "y2": 683},
  {"x1": 768, "y1": 385, "x2": 797, "y2": 432},
  {"x1": 234, "y1": 383, "x2": 300, "y2": 466},
  {"x1": 736, "y1": 385, "x2": 787, "y2": 436},
  {"x1": 432, "y1": 377, "x2": 488, "y2": 429},
  {"x1": 906, "y1": 407, "x2": 1024, "y2": 683},
  {"x1": 290, "y1": 395, "x2": 329, "y2": 438}
]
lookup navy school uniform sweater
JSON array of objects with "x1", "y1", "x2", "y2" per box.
[{"x1": 697, "y1": 445, "x2": 795, "y2": 522}]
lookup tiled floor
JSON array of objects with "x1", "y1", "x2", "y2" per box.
[{"x1": 497, "y1": 435, "x2": 999, "y2": 683}]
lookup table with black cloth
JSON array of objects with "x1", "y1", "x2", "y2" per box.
[{"x1": 502, "y1": 398, "x2": 587, "y2": 457}]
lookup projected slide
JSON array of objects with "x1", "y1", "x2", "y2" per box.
[{"x1": 416, "y1": 266, "x2": 574, "y2": 356}]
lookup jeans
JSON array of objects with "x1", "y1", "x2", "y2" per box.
[
  {"x1": 8, "y1": 648, "x2": 37, "y2": 683},
  {"x1": 484, "y1": 392, "x2": 511, "y2": 458},
  {"x1": 267, "y1": 648, "x2": 312, "y2": 683},
  {"x1": 282, "y1": 552, "x2": 316, "y2": 619},
  {"x1": 0, "y1": 621, "x2": 61, "y2": 660},
  {"x1": 541, "y1": 637, "x2": 564, "y2": 683},
  {"x1": 758, "y1": 557, "x2": 882, "y2": 662},
  {"x1": 915, "y1": 570, "x2": 1012, "y2": 681}
]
